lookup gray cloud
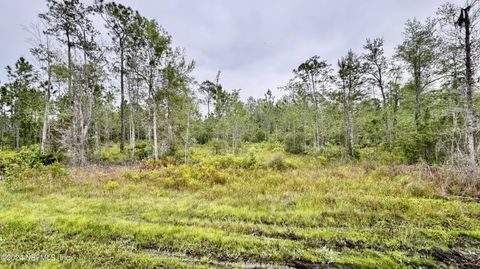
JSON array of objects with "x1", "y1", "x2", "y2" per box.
[{"x1": 0, "y1": 0, "x2": 447, "y2": 99}]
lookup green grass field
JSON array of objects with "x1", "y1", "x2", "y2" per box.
[{"x1": 0, "y1": 147, "x2": 479, "y2": 268}]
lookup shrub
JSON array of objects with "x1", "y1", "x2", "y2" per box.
[
  {"x1": 316, "y1": 155, "x2": 329, "y2": 166},
  {"x1": 396, "y1": 132, "x2": 438, "y2": 164},
  {"x1": 104, "y1": 180, "x2": 120, "y2": 192},
  {"x1": 210, "y1": 155, "x2": 235, "y2": 169},
  {"x1": 160, "y1": 163, "x2": 228, "y2": 190},
  {"x1": 359, "y1": 147, "x2": 406, "y2": 165},
  {"x1": 239, "y1": 151, "x2": 258, "y2": 169},
  {"x1": 208, "y1": 140, "x2": 225, "y2": 155},
  {"x1": 284, "y1": 132, "x2": 305, "y2": 154},
  {"x1": 267, "y1": 153, "x2": 290, "y2": 170},
  {"x1": 122, "y1": 170, "x2": 142, "y2": 181},
  {"x1": 97, "y1": 145, "x2": 128, "y2": 164},
  {"x1": 252, "y1": 129, "x2": 267, "y2": 143},
  {"x1": 0, "y1": 150, "x2": 17, "y2": 177},
  {"x1": 134, "y1": 141, "x2": 151, "y2": 161},
  {"x1": 4, "y1": 162, "x2": 68, "y2": 192},
  {"x1": 1, "y1": 145, "x2": 57, "y2": 189},
  {"x1": 46, "y1": 162, "x2": 68, "y2": 179},
  {"x1": 320, "y1": 144, "x2": 344, "y2": 161},
  {"x1": 139, "y1": 159, "x2": 177, "y2": 170}
]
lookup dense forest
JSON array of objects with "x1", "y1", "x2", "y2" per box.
[{"x1": 0, "y1": 0, "x2": 479, "y2": 166}]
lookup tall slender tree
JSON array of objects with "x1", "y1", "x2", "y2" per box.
[
  {"x1": 338, "y1": 50, "x2": 366, "y2": 157},
  {"x1": 363, "y1": 38, "x2": 390, "y2": 146},
  {"x1": 97, "y1": 0, "x2": 136, "y2": 153},
  {"x1": 396, "y1": 18, "x2": 439, "y2": 132},
  {"x1": 457, "y1": 3, "x2": 478, "y2": 165}
]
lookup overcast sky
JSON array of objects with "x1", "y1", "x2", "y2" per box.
[{"x1": 0, "y1": 0, "x2": 449, "y2": 99}]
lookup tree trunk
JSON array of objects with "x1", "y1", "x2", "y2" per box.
[
  {"x1": 392, "y1": 86, "x2": 399, "y2": 140},
  {"x1": 347, "y1": 108, "x2": 354, "y2": 156},
  {"x1": 67, "y1": 31, "x2": 72, "y2": 99},
  {"x1": 95, "y1": 121, "x2": 100, "y2": 156},
  {"x1": 15, "y1": 123, "x2": 20, "y2": 151},
  {"x1": 184, "y1": 110, "x2": 190, "y2": 163},
  {"x1": 120, "y1": 45, "x2": 125, "y2": 152},
  {"x1": 40, "y1": 65, "x2": 51, "y2": 154},
  {"x1": 414, "y1": 69, "x2": 421, "y2": 132},
  {"x1": 463, "y1": 7, "x2": 476, "y2": 165},
  {"x1": 130, "y1": 104, "x2": 135, "y2": 161},
  {"x1": 152, "y1": 103, "x2": 158, "y2": 160},
  {"x1": 342, "y1": 82, "x2": 349, "y2": 157}
]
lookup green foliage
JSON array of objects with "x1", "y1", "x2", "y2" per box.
[
  {"x1": 359, "y1": 147, "x2": 407, "y2": 165},
  {"x1": 240, "y1": 150, "x2": 258, "y2": 168},
  {"x1": 396, "y1": 132, "x2": 438, "y2": 164},
  {"x1": 139, "y1": 159, "x2": 176, "y2": 170},
  {"x1": 208, "y1": 139, "x2": 225, "y2": 155},
  {"x1": 284, "y1": 132, "x2": 305, "y2": 154},
  {"x1": 134, "y1": 141, "x2": 151, "y2": 161},
  {"x1": 0, "y1": 150, "x2": 17, "y2": 175},
  {"x1": 104, "y1": 180, "x2": 120, "y2": 192},
  {"x1": 315, "y1": 155, "x2": 329, "y2": 166},
  {"x1": 267, "y1": 153, "x2": 296, "y2": 170},
  {"x1": 95, "y1": 144, "x2": 129, "y2": 164},
  {"x1": 0, "y1": 145, "x2": 67, "y2": 191},
  {"x1": 318, "y1": 144, "x2": 345, "y2": 161},
  {"x1": 1, "y1": 155, "x2": 479, "y2": 268},
  {"x1": 4, "y1": 162, "x2": 67, "y2": 192}
]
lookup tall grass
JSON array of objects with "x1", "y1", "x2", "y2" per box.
[{"x1": 0, "y1": 146, "x2": 479, "y2": 268}]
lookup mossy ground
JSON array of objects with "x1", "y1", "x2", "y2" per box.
[{"x1": 0, "y1": 145, "x2": 479, "y2": 268}]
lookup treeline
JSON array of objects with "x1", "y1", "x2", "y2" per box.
[{"x1": 0, "y1": 0, "x2": 478, "y2": 165}]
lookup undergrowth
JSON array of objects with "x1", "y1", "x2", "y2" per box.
[{"x1": 0, "y1": 145, "x2": 479, "y2": 268}]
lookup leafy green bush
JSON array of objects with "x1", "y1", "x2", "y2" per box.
[
  {"x1": 97, "y1": 144, "x2": 128, "y2": 164},
  {"x1": 161, "y1": 163, "x2": 228, "y2": 190},
  {"x1": 319, "y1": 144, "x2": 344, "y2": 161},
  {"x1": 396, "y1": 132, "x2": 438, "y2": 164},
  {"x1": 0, "y1": 145, "x2": 68, "y2": 191},
  {"x1": 15, "y1": 145, "x2": 44, "y2": 167},
  {"x1": 4, "y1": 162, "x2": 68, "y2": 192},
  {"x1": 316, "y1": 155, "x2": 329, "y2": 166},
  {"x1": 134, "y1": 141, "x2": 151, "y2": 161},
  {"x1": 239, "y1": 150, "x2": 258, "y2": 168},
  {"x1": 267, "y1": 153, "x2": 291, "y2": 170},
  {"x1": 208, "y1": 140, "x2": 225, "y2": 155},
  {"x1": 359, "y1": 147, "x2": 406, "y2": 165},
  {"x1": 0, "y1": 150, "x2": 17, "y2": 177},
  {"x1": 284, "y1": 132, "x2": 305, "y2": 154},
  {"x1": 104, "y1": 180, "x2": 120, "y2": 192}
]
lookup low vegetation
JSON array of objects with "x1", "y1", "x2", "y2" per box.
[{"x1": 0, "y1": 145, "x2": 479, "y2": 268}]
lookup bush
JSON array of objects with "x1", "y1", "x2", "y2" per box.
[
  {"x1": 104, "y1": 180, "x2": 120, "y2": 192},
  {"x1": 320, "y1": 144, "x2": 344, "y2": 161},
  {"x1": 4, "y1": 162, "x2": 68, "y2": 192},
  {"x1": 1, "y1": 145, "x2": 68, "y2": 191},
  {"x1": 208, "y1": 140, "x2": 225, "y2": 155},
  {"x1": 396, "y1": 132, "x2": 438, "y2": 164},
  {"x1": 97, "y1": 145, "x2": 128, "y2": 164},
  {"x1": 285, "y1": 132, "x2": 305, "y2": 154},
  {"x1": 161, "y1": 163, "x2": 228, "y2": 190},
  {"x1": 239, "y1": 151, "x2": 258, "y2": 169},
  {"x1": 0, "y1": 150, "x2": 17, "y2": 177},
  {"x1": 139, "y1": 159, "x2": 177, "y2": 170},
  {"x1": 134, "y1": 141, "x2": 151, "y2": 161},
  {"x1": 316, "y1": 155, "x2": 329, "y2": 166},
  {"x1": 267, "y1": 153, "x2": 292, "y2": 170},
  {"x1": 47, "y1": 162, "x2": 68, "y2": 179},
  {"x1": 359, "y1": 147, "x2": 406, "y2": 165}
]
